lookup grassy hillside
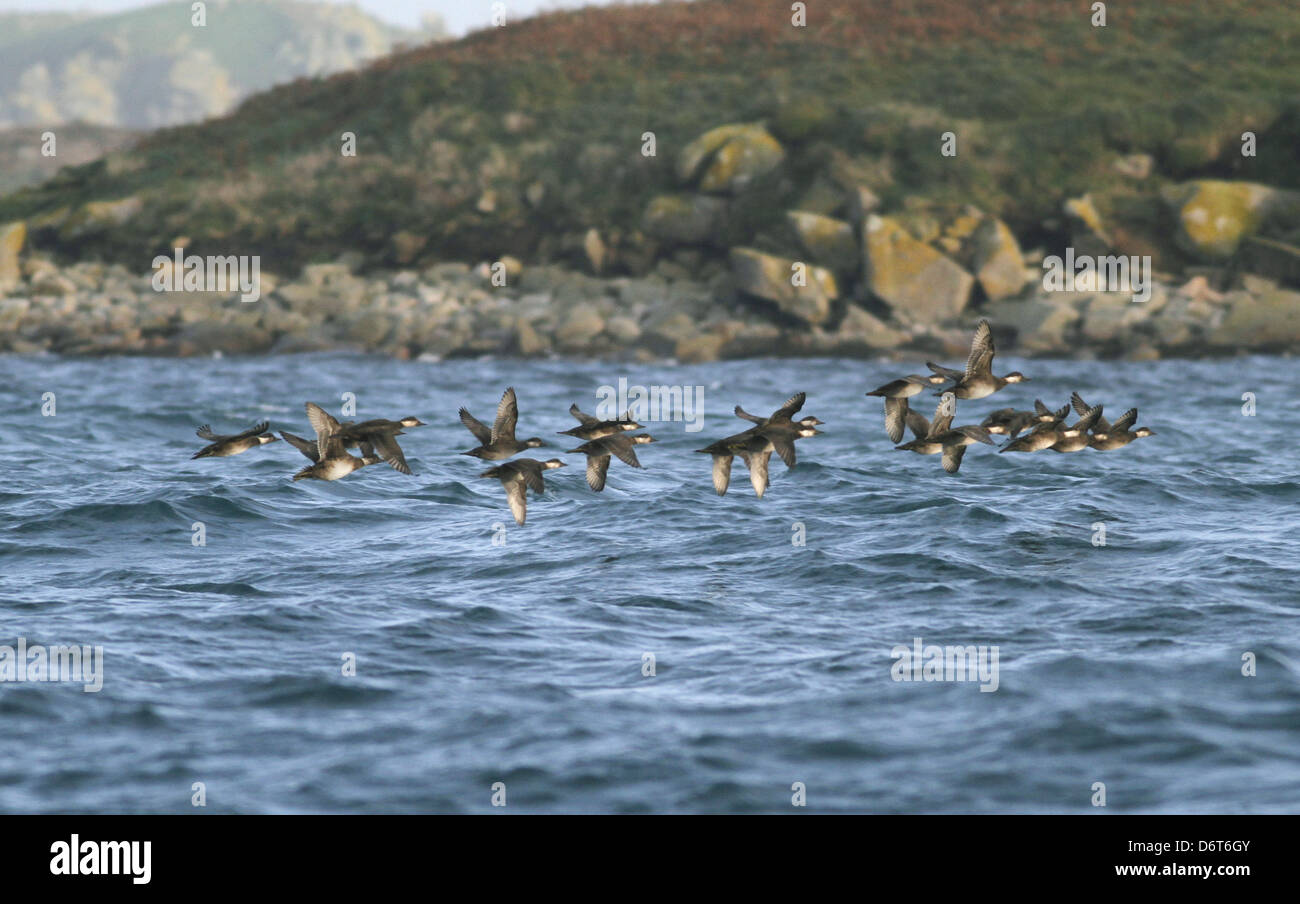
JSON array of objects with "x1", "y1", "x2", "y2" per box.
[
  {"x1": 3, "y1": 0, "x2": 1298, "y2": 274},
  {"x1": 0, "y1": 124, "x2": 139, "y2": 197}
]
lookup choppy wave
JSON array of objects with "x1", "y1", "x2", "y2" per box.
[{"x1": 1, "y1": 352, "x2": 1298, "y2": 813}]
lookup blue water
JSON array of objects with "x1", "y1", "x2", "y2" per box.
[{"x1": 2, "y1": 352, "x2": 1298, "y2": 814}]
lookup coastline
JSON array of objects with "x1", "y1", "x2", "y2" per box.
[{"x1": 1, "y1": 253, "x2": 1296, "y2": 361}]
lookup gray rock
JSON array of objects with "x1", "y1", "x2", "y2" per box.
[
  {"x1": 969, "y1": 216, "x2": 1026, "y2": 300},
  {"x1": 787, "y1": 211, "x2": 859, "y2": 273},
  {"x1": 729, "y1": 247, "x2": 837, "y2": 326},
  {"x1": 1207, "y1": 285, "x2": 1300, "y2": 350}
]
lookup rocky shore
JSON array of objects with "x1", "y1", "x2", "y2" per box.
[
  {"x1": 0, "y1": 244, "x2": 1296, "y2": 361},
  {"x1": 3, "y1": 115, "x2": 1299, "y2": 361}
]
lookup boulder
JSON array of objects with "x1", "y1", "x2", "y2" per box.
[
  {"x1": 0, "y1": 298, "x2": 30, "y2": 330},
  {"x1": 0, "y1": 221, "x2": 25, "y2": 291},
  {"x1": 982, "y1": 298, "x2": 1081, "y2": 354},
  {"x1": 969, "y1": 216, "x2": 1026, "y2": 300},
  {"x1": 1078, "y1": 291, "x2": 1161, "y2": 344},
  {"x1": 642, "y1": 193, "x2": 726, "y2": 245},
  {"x1": 675, "y1": 330, "x2": 727, "y2": 363},
  {"x1": 861, "y1": 215, "x2": 972, "y2": 325},
  {"x1": 729, "y1": 247, "x2": 837, "y2": 326},
  {"x1": 1169, "y1": 180, "x2": 1300, "y2": 259},
  {"x1": 1207, "y1": 285, "x2": 1300, "y2": 350},
  {"x1": 514, "y1": 318, "x2": 547, "y2": 356},
  {"x1": 605, "y1": 315, "x2": 641, "y2": 344},
  {"x1": 834, "y1": 305, "x2": 910, "y2": 351},
  {"x1": 677, "y1": 123, "x2": 784, "y2": 194},
  {"x1": 583, "y1": 228, "x2": 607, "y2": 274},
  {"x1": 556, "y1": 302, "x2": 606, "y2": 349},
  {"x1": 1063, "y1": 194, "x2": 1112, "y2": 256},
  {"x1": 787, "y1": 211, "x2": 859, "y2": 273}
]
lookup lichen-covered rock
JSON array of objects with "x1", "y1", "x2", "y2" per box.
[
  {"x1": 583, "y1": 228, "x2": 606, "y2": 274},
  {"x1": 677, "y1": 123, "x2": 784, "y2": 194},
  {"x1": 969, "y1": 216, "x2": 1026, "y2": 300},
  {"x1": 787, "y1": 211, "x2": 859, "y2": 273},
  {"x1": 1063, "y1": 194, "x2": 1112, "y2": 256},
  {"x1": 729, "y1": 247, "x2": 837, "y2": 325},
  {"x1": 642, "y1": 194, "x2": 726, "y2": 244},
  {"x1": 0, "y1": 221, "x2": 25, "y2": 290},
  {"x1": 861, "y1": 215, "x2": 972, "y2": 325},
  {"x1": 1170, "y1": 180, "x2": 1299, "y2": 259}
]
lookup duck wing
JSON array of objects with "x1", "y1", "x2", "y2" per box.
[
  {"x1": 734, "y1": 404, "x2": 764, "y2": 424},
  {"x1": 905, "y1": 408, "x2": 931, "y2": 440},
  {"x1": 1074, "y1": 404, "x2": 1104, "y2": 433},
  {"x1": 1071, "y1": 392, "x2": 1111, "y2": 431},
  {"x1": 710, "y1": 454, "x2": 733, "y2": 496},
  {"x1": 1109, "y1": 408, "x2": 1138, "y2": 434},
  {"x1": 569, "y1": 403, "x2": 599, "y2": 426},
  {"x1": 600, "y1": 434, "x2": 643, "y2": 468},
  {"x1": 585, "y1": 454, "x2": 611, "y2": 491},
  {"x1": 491, "y1": 387, "x2": 519, "y2": 444},
  {"x1": 964, "y1": 319, "x2": 994, "y2": 378},
  {"x1": 759, "y1": 428, "x2": 797, "y2": 469},
  {"x1": 771, "y1": 391, "x2": 806, "y2": 420},
  {"x1": 305, "y1": 403, "x2": 343, "y2": 458},
  {"x1": 503, "y1": 478, "x2": 528, "y2": 525},
  {"x1": 280, "y1": 431, "x2": 320, "y2": 462},
  {"x1": 740, "y1": 449, "x2": 772, "y2": 499},
  {"x1": 884, "y1": 396, "x2": 909, "y2": 443},
  {"x1": 370, "y1": 433, "x2": 412, "y2": 475},
  {"x1": 458, "y1": 407, "x2": 493, "y2": 444},
  {"x1": 941, "y1": 444, "x2": 968, "y2": 474},
  {"x1": 195, "y1": 425, "x2": 226, "y2": 441},
  {"x1": 522, "y1": 466, "x2": 546, "y2": 496},
  {"x1": 926, "y1": 362, "x2": 964, "y2": 382},
  {"x1": 231, "y1": 420, "x2": 270, "y2": 441}
]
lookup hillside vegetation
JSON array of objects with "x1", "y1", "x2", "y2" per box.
[{"x1": 3, "y1": 0, "x2": 1299, "y2": 281}]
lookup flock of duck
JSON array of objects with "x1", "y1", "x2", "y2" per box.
[{"x1": 190, "y1": 319, "x2": 1154, "y2": 525}]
